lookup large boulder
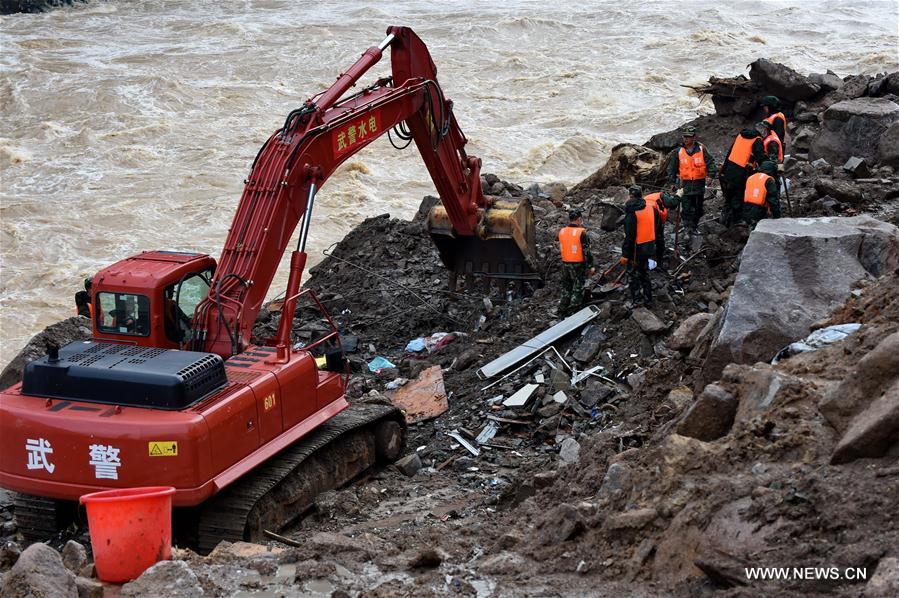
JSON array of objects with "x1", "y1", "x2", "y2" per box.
[
  {"x1": 0, "y1": 542, "x2": 77, "y2": 597},
  {"x1": 571, "y1": 144, "x2": 665, "y2": 192},
  {"x1": 0, "y1": 317, "x2": 92, "y2": 390},
  {"x1": 810, "y1": 98, "x2": 899, "y2": 166},
  {"x1": 748, "y1": 58, "x2": 820, "y2": 101},
  {"x1": 702, "y1": 217, "x2": 899, "y2": 384}
]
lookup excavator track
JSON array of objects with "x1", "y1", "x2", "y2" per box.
[
  {"x1": 194, "y1": 402, "x2": 404, "y2": 554},
  {"x1": 13, "y1": 493, "x2": 78, "y2": 545}
]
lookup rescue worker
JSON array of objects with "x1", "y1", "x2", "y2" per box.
[
  {"x1": 621, "y1": 186, "x2": 664, "y2": 307},
  {"x1": 760, "y1": 95, "x2": 787, "y2": 146},
  {"x1": 742, "y1": 161, "x2": 781, "y2": 228},
  {"x1": 757, "y1": 120, "x2": 783, "y2": 164},
  {"x1": 557, "y1": 209, "x2": 595, "y2": 316},
  {"x1": 74, "y1": 277, "x2": 93, "y2": 319},
  {"x1": 718, "y1": 128, "x2": 767, "y2": 226},
  {"x1": 667, "y1": 125, "x2": 715, "y2": 239},
  {"x1": 643, "y1": 190, "x2": 681, "y2": 231}
]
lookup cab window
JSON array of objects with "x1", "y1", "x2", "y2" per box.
[
  {"x1": 164, "y1": 269, "x2": 212, "y2": 343},
  {"x1": 97, "y1": 293, "x2": 150, "y2": 336}
]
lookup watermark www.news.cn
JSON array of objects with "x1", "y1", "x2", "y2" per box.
[{"x1": 744, "y1": 566, "x2": 868, "y2": 582}]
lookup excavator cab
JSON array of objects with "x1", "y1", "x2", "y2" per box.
[{"x1": 91, "y1": 251, "x2": 216, "y2": 349}]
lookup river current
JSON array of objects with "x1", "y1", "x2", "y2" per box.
[{"x1": 1, "y1": 0, "x2": 896, "y2": 364}]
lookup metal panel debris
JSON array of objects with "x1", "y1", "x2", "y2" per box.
[
  {"x1": 477, "y1": 306, "x2": 601, "y2": 379},
  {"x1": 447, "y1": 430, "x2": 480, "y2": 457},
  {"x1": 503, "y1": 383, "x2": 538, "y2": 407},
  {"x1": 475, "y1": 422, "x2": 499, "y2": 445}
]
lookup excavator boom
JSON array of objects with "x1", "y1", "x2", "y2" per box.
[{"x1": 190, "y1": 26, "x2": 538, "y2": 358}]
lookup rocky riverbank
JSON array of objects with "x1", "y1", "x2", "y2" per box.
[
  {"x1": 0, "y1": 0, "x2": 82, "y2": 14},
  {"x1": 2, "y1": 59, "x2": 898, "y2": 596}
]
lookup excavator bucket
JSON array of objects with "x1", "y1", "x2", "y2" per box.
[{"x1": 427, "y1": 197, "x2": 540, "y2": 281}]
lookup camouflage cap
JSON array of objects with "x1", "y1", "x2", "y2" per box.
[
  {"x1": 761, "y1": 95, "x2": 780, "y2": 107},
  {"x1": 628, "y1": 185, "x2": 643, "y2": 198},
  {"x1": 682, "y1": 125, "x2": 697, "y2": 136}
]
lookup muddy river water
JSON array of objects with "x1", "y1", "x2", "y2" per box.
[{"x1": 1, "y1": 0, "x2": 896, "y2": 363}]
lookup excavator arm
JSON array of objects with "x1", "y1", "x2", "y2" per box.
[{"x1": 189, "y1": 26, "x2": 537, "y2": 358}]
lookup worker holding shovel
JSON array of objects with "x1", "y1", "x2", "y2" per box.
[{"x1": 621, "y1": 186, "x2": 665, "y2": 308}]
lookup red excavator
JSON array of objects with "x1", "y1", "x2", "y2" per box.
[{"x1": 0, "y1": 26, "x2": 537, "y2": 552}]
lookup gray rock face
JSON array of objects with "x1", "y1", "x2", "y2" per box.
[
  {"x1": 558, "y1": 438, "x2": 581, "y2": 464},
  {"x1": 0, "y1": 542, "x2": 77, "y2": 598},
  {"x1": 864, "y1": 557, "x2": 899, "y2": 597},
  {"x1": 873, "y1": 72, "x2": 899, "y2": 96},
  {"x1": 0, "y1": 317, "x2": 92, "y2": 390},
  {"x1": 572, "y1": 325, "x2": 607, "y2": 363},
  {"x1": 830, "y1": 385, "x2": 899, "y2": 464},
  {"x1": 676, "y1": 384, "x2": 738, "y2": 442},
  {"x1": 61, "y1": 540, "x2": 87, "y2": 574},
  {"x1": 536, "y1": 503, "x2": 584, "y2": 546},
  {"x1": 843, "y1": 156, "x2": 871, "y2": 178},
  {"x1": 809, "y1": 71, "x2": 844, "y2": 93},
  {"x1": 748, "y1": 58, "x2": 820, "y2": 101},
  {"x1": 879, "y1": 122, "x2": 899, "y2": 168},
  {"x1": 820, "y1": 332, "x2": 899, "y2": 433},
  {"x1": 814, "y1": 178, "x2": 864, "y2": 205},
  {"x1": 121, "y1": 560, "x2": 203, "y2": 597},
  {"x1": 702, "y1": 217, "x2": 899, "y2": 383},
  {"x1": 394, "y1": 452, "x2": 422, "y2": 477},
  {"x1": 668, "y1": 313, "x2": 713, "y2": 351},
  {"x1": 631, "y1": 307, "x2": 667, "y2": 334},
  {"x1": 810, "y1": 98, "x2": 899, "y2": 166}
]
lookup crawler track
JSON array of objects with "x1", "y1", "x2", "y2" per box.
[{"x1": 195, "y1": 402, "x2": 404, "y2": 554}]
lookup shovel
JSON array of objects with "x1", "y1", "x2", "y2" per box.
[{"x1": 593, "y1": 262, "x2": 627, "y2": 294}]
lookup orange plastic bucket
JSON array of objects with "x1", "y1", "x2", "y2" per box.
[{"x1": 79, "y1": 486, "x2": 176, "y2": 583}]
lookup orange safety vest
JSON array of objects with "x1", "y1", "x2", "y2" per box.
[
  {"x1": 644, "y1": 192, "x2": 668, "y2": 224},
  {"x1": 678, "y1": 146, "x2": 707, "y2": 180},
  {"x1": 558, "y1": 226, "x2": 585, "y2": 262},
  {"x1": 634, "y1": 205, "x2": 656, "y2": 246},
  {"x1": 727, "y1": 135, "x2": 757, "y2": 168},
  {"x1": 765, "y1": 112, "x2": 787, "y2": 137},
  {"x1": 763, "y1": 131, "x2": 783, "y2": 162},
  {"x1": 744, "y1": 173, "x2": 772, "y2": 207}
]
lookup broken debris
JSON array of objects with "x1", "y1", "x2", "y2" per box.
[{"x1": 387, "y1": 365, "x2": 448, "y2": 423}]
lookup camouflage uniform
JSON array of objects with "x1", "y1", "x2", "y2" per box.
[
  {"x1": 667, "y1": 142, "x2": 715, "y2": 230},
  {"x1": 558, "y1": 232, "x2": 593, "y2": 316}
]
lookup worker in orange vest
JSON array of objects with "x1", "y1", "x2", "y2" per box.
[
  {"x1": 757, "y1": 120, "x2": 783, "y2": 163},
  {"x1": 760, "y1": 96, "x2": 787, "y2": 146},
  {"x1": 74, "y1": 277, "x2": 93, "y2": 319},
  {"x1": 557, "y1": 209, "x2": 595, "y2": 316},
  {"x1": 667, "y1": 125, "x2": 715, "y2": 239},
  {"x1": 643, "y1": 190, "x2": 680, "y2": 230},
  {"x1": 621, "y1": 186, "x2": 664, "y2": 307},
  {"x1": 743, "y1": 161, "x2": 781, "y2": 228},
  {"x1": 718, "y1": 128, "x2": 767, "y2": 226}
]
